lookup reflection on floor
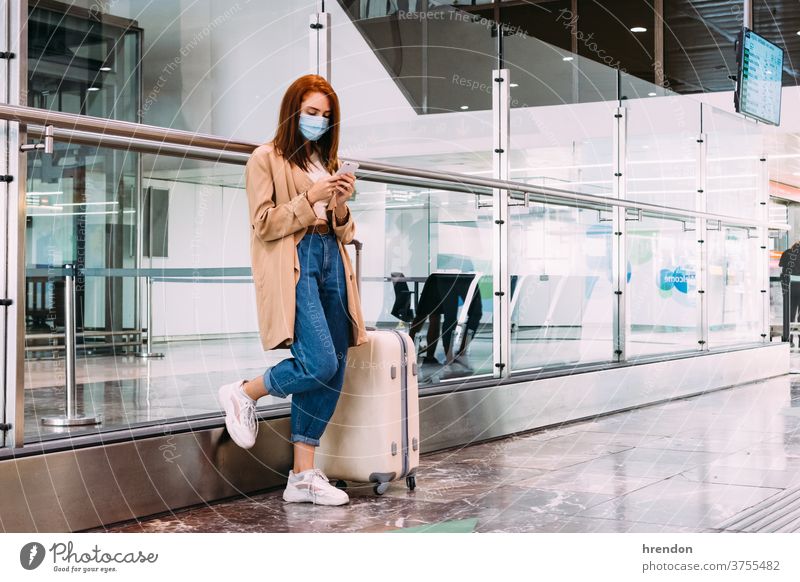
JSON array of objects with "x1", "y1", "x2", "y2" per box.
[{"x1": 87, "y1": 371, "x2": 800, "y2": 533}]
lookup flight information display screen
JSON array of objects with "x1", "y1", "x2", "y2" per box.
[{"x1": 736, "y1": 27, "x2": 784, "y2": 126}]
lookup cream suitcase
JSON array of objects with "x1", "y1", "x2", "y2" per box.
[
  {"x1": 317, "y1": 327, "x2": 419, "y2": 494},
  {"x1": 317, "y1": 240, "x2": 420, "y2": 494}
]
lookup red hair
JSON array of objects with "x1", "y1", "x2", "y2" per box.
[{"x1": 272, "y1": 74, "x2": 342, "y2": 174}]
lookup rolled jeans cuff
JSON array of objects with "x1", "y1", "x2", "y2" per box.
[
  {"x1": 290, "y1": 433, "x2": 321, "y2": 446},
  {"x1": 263, "y1": 367, "x2": 286, "y2": 399}
]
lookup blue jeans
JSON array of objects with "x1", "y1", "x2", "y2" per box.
[{"x1": 263, "y1": 230, "x2": 351, "y2": 446}]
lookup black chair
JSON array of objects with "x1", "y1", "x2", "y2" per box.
[
  {"x1": 390, "y1": 272, "x2": 415, "y2": 323},
  {"x1": 409, "y1": 273, "x2": 483, "y2": 365}
]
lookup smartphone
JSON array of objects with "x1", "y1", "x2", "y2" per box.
[{"x1": 335, "y1": 160, "x2": 359, "y2": 175}]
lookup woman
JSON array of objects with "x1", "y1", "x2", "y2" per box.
[{"x1": 218, "y1": 74, "x2": 368, "y2": 506}]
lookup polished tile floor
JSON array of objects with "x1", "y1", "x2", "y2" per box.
[{"x1": 87, "y1": 369, "x2": 800, "y2": 533}]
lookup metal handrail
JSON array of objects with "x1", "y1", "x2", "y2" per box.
[
  {"x1": 0, "y1": 103, "x2": 253, "y2": 153},
  {"x1": 27, "y1": 125, "x2": 250, "y2": 165},
  {"x1": 1, "y1": 102, "x2": 790, "y2": 232}
]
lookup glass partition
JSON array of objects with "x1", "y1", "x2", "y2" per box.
[
  {"x1": 333, "y1": 1, "x2": 496, "y2": 176},
  {"x1": 703, "y1": 103, "x2": 763, "y2": 221},
  {"x1": 22, "y1": 143, "x2": 496, "y2": 442},
  {"x1": 354, "y1": 181, "x2": 494, "y2": 385},
  {"x1": 24, "y1": 152, "x2": 259, "y2": 442},
  {"x1": 504, "y1": 31, "x2": 618, "y2": 107},
  {"x1": 507, "y1": 99, "x2": 616, "y2": 197},
  {"x1": 25, "y1": 144, "x2": 139, "y2": 358},
  {"x1": 707, "y1": 225, "x2": 763, "y2": 347},
  {"x1": 509, "y1": 202, "x2": 614, "y2": 371},
  {"x1": 626, "y1": 215, "x2": 700, "y2": 358},
  {"x1": 28, "y1": 2, "x2": 141, "y2": 121},
  {"x1": 28, "y1": 0, "x2": 317, "y2": 140},
  {"x1": 624, "y1": 92, "x2": 701, "y2": 212}
]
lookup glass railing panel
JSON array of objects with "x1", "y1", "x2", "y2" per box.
[
  {"x1": 27, "y1": 0, "x2": 316, "y2": 138},
  {"x1": 504, "y1": 33, "x2": 618, "y2": 107},
  {"x1": 23, "y1": 151, "x2": 259, "y2": 442},
  {"x1": 508, "y1": 98, "x2": 617, "y2": 197},
  {"x1": 333, "y1": 2, "x2": 496, "y2": 175},
  {"x1": 27, "y1": 3, "x2": 140, "y2": 121},
  {"x1": 619, "y1": 72, "x2": 675, "y2": 102},
  {"x1": 25, "y1": 144, "x2": 139, "y2": 349},
  {"x1": 23, "y1": 148, "x2": 497, "y2": 442},
  {"x1": 626, "y1": 215, "x2": 700, "y2": 358},
  {"x1": 707, "y1": 225, "x2": 763, "y2": 347},
  {"x1": 509, "y1": 202, "x2": 614, "y2": 372},
  {"x1": 703, "y1": 103, "x2": 764, "y2": 221},
  {"x1": 351, "y1": 181, "x2": 495, "y2": 386},
  {"x1": 623, "y1": 84, "x2": 702, "y2": 211}
]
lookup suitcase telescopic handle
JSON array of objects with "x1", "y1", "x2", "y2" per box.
[{"x1": 347, "y1": 239, "x2": 363, "y2": 293}]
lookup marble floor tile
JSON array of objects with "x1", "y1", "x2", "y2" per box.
[
  {"x1": 376, "y1": 462, "x2": 547, "y2": 504},
  {"x1": 544, "y1": 430, "x2": 666, "y2": 449},
  {"x1": 416, "y1": 485, "x2": 619, "y2": 533},
  {"x1": 708, "y1": 442, "x2": 800, "y2": 472},
  {"x1": 424, "y1": 437, "x2": 631, "y2": 472},
  {"x1": 96, "y1": 489, "x2": 453, "y2": 534},
  {"x1": 512, "y1": 465, "x2": 660, "y2": 496},
  {"x1": 640, "y1": 435, "x2": 762, "y2": 454},
  {"x1": 680, "y1": 464, "x2": 800, "y2": 489},
  {"x1": 475, "y1": 514, "x2": 698, "y2": 534},
  {"x1": 560, "y1": 447, "x2": 727, "y2": 481},
  {"x1": 577, "y1": 474, "x2": 781, "y2": 529}
]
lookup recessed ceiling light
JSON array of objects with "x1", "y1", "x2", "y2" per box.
[
  {"x1": 563, "y1": 56, "x2": 574, "y2": 61},
  {"x1": 99, "y1": 66, "x2": 112, "y2": 72},
  {"x1": 509, "y1": 83, "x2": 519, "y2": 88},
  {"x1": 87, "y1": 87, "x2": 100, "y2": 91},
  {"x1": 796, "y1": 31, "x2": 800, "y2": 36},
  {"x1": 630, "y1": 26, "x2": 647, "y2": 33},
  {"x1": 648, "y1": 92, "x2": 657, "y2": 96},
  {"x1": 460, "y1": 105, "x2": 469, "y2": 110}
]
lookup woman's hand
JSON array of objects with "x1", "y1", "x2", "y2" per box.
[
  {"x1": 307, "y1": 175, "x2": 342, "y2": 205},
  {"x1": 334, "y1": 172, "x2": 356, "y2": 204}
]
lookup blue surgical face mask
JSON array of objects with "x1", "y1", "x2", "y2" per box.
[{"x1": 298, "y1": 112, "x2": 329, "y2": 141}]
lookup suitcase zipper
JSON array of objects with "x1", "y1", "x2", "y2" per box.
[{"x1": 389, "y1": 329, "x2": 409, "y2": 479}]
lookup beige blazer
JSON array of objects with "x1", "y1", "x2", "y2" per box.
[{"x1": 245, "y1": 141, "x2": 368, "y2": 351}]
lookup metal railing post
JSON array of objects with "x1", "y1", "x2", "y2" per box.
[
  {"x1": 612, "y1": 104, "x2": 628, "y2": 362},
  {"x1": 309, "y1": 8, "x2": 331, "y2": 80},
  {"x1": 135, "y1": 274, "x2": 164, "y2": 359},
  {"x1": 759, "y1": 156, "x2": 770, "y2": 343},
  {"x1": 42, "y1": 264, "x2": 100, "y2": 426},
  {"x1": 492, "y1": 66, "x2": 510, "y2": 379},
  {"x1": 697, "y1": 132, "x2": 709, "y2": 351},
  {"x1": 137, "y1": 187, "x2": 164, "y2": 359}
]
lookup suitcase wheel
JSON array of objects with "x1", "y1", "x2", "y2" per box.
[
  {"x1": 335, "y1": 479, "x2": 347, "y2": 490},
  {"x1": 406, "y1": 475, "x2": 416, "y2": 491},
  {"x1": 373, "y1": 482, "x2": 391, "y2": 495}
]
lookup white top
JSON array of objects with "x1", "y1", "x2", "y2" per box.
[{"x1": 307, "y1": 151, "x2": 332, "y2": 221}]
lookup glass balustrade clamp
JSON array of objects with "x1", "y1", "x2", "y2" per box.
[{"x1": 19, "y1": 124, "x2": 53, "y2": 153}]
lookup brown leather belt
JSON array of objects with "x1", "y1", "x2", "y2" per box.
[{"x1": 305, "y1": 222, "x2": 330, "y2": 235}]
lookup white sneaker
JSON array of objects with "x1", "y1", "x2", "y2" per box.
[
  {"x1": 283, "y1": 468, "x2": 350, "y2": 505},
  {"x1": 218, "y1": 379, "x2": 258, "y2": 449}
]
